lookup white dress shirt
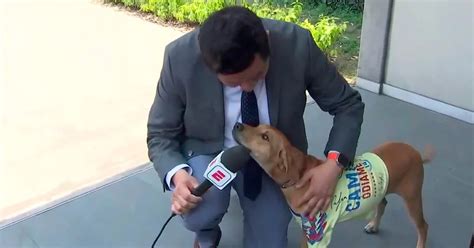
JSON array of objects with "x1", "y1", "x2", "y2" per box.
[{"x1": 165, "y1": 79, "x2": 270, "y2": 189}]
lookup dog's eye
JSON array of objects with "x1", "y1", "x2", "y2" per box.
[{"x1": 261, "y1": 133, "x2": 269, "y2": 141}]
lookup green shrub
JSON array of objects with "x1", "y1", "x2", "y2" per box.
[
  {"x1": 242, "y1": 0, "x2": 346, "y2": 54},
  {"x1": 140, "y1": 0, "x2": 183, "y2": 20},
  {"x1": 306, "y1": 0, "x2": 363, "y2": 11},
  {"x1": 299, "y1": 17, "x2": 346, "y2": 55},
  {"x1": 174, "y1": 0, "x2": 228, "y2": 24},
  {"x1": 243, "y1": 0, "x2": 302, "y2": 23},
  {"x1": 122, "y1": 0, "x2": 141, "y2": 7},
  {"x1": 105, "y1": 0, "x2": 349, "y2": 56}
]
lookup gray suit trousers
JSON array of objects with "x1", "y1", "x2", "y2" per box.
[{"x1": 179, "y1": 154, "x2": 292, "y2": 248}]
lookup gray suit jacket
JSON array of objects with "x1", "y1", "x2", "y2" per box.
[{"x1": 147, "y1": 18, "x2": 365, "y2": 190}]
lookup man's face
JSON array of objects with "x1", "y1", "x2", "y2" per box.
[{"x1": 217, "y1": 54, "x2": 269, "y2": 92}]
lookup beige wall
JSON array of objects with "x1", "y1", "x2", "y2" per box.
[{"x1": 385, "y1": 0, "x2": 473, "y2": 111}]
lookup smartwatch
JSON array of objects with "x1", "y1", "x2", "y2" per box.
[{"x1": 327, "y1": 151, "x2": 350, "y2": 168}]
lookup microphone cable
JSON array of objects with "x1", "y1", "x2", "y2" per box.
[{"x1": 151, "y1": 212, "x2": 176, "y2": 248}]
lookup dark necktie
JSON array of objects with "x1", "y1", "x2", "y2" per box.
[{"x1": 241, "y1": 90, "x2": 263, "y2": 200}]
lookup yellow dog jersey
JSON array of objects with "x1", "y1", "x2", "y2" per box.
[{"x1": 291, "y1": 152, "x2": 389, "y2": 247}]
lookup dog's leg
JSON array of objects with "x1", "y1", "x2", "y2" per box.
[
  {"x1": 403, "y1": 191, "x2": 428, "y2": 248},
  {"x1": 364, "y1": 197, "x2": 388, "y2": 234},
  {"x1": 395, "y1": 158, "x2": 428, "y2": 248}
]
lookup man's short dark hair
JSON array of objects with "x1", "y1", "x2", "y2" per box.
[{"x1": 198, "y1": 6, "x2": 270, "y2": 74}]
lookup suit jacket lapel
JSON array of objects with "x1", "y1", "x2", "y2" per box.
[
  {"x1": 214, "y1": 79, "x2": 224, "y2": 122},
  {"x1": 205, "y1": 70, "x2": 224, "y2": 133},
  {"x1": 265, "y1": 30, "x2": 281, "y2": 127},
  {"x1": 266, "y1": 58, "x2": 281, "y2": 127}
]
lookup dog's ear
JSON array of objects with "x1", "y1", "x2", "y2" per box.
[{"x1": 277, "y1": 146, "x2": 289, "y2": 173}]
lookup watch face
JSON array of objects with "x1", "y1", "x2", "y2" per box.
[
  {"x1": 339, "y1": 154, "x2": 350, "y2": 167},
  {"x1": 328, "y1": 151, "x2": 350, "y2": 167}
]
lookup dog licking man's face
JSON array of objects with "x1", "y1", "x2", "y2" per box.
[{"x1": 232, "y1": 123, "x2": 290, "y2": 185}]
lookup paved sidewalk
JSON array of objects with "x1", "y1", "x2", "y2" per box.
[
  {"x1": 1, "y1": 89, "x2": 472, "y2": 248},
  {"x1": 0, "y1": 0, "x2": 185, "y2": 223}
]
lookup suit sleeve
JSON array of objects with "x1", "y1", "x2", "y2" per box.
[
  {"x1": 147, "y1": 46, "x2": 187, "y2": 190},
  {"x1": 303, "y1": 30, "x2": 365, "y2": 163}
]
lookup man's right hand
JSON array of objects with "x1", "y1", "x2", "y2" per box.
[{"x1": 171, "y1": 169, "x2": 202, "y2": 215}]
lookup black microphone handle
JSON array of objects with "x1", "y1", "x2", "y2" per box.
[{"x1": 191, "y1": 180, "x2": 213, "y2": 197}]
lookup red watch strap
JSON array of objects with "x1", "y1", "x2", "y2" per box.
[
  {"x1": 327, "y1": 151, "x2": 345, "y2": 168},
  {"x1": 327, "y1": 151, "x2": 340, "y2": 161}
]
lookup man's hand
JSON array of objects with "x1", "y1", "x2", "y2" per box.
[
  {"x1": 171, "y1": 169, "x2": 202, "y2": 215},
  {"x1": 295, "y1": 159, "x2": 342, "y2": 218}
]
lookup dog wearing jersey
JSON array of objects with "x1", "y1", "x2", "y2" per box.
[{"x1": 232, "y1": 122, "x2": 434, "y2": 248}]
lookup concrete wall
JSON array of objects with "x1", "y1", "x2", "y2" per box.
[
  {"x1": 357, "y1": 0, "x2": 473, "y2": 123},
  {"x1": 357, "y1": 0, "x2": 392, "y2": 89},
  {"x1": 386, "y1": 0, "x2": 473, "y2": 111}
]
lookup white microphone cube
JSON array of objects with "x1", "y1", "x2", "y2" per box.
[{"x1": 204, "y1": 151, "x2": 237, "y2": 190}]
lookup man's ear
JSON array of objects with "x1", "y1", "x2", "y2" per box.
[{"x1": 277, "y1": 146, "x2": 289, "y2": 173}]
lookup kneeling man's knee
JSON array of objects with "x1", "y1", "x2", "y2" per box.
[
  {"x1": 181, "y1": 209, "x2": 225, "y2": 232},
  {"x1": 180, "y1": 187, "x2": 230, "y2": 232}
]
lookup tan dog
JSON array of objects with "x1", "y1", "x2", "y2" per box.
[{"x1": 232, "y1": 122, "x2": 434, "y2": 248}]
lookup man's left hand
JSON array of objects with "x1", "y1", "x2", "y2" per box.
[{"x1": 295, "y1": 159, "x2": 342, "y2": 218}]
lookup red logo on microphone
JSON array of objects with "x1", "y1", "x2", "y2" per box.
[
  {"x1": 211, "y1": 170, "x2": 226, "y2": 181},
  {"x1": 205, "y1": 164, "x2": 234, "y2": 189}
]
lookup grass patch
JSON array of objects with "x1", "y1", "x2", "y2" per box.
[{"x1": 300, "y1": 2, "x2": 362, "y2": 83}]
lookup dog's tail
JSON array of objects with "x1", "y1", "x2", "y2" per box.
[{"x1": 421, "y1": 144, "x2": 435, "y2": 164}]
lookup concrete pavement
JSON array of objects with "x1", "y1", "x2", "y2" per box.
[{"x1": 0, "y1": 0, "x2": 186, "y2": 223}]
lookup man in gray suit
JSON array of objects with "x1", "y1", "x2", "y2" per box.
[{"x1": 147, "y1": 6, "x2": 364, "y2": 248}]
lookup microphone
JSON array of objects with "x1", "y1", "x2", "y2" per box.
[
  {"x1": 192, "y1": 145, "x2": 251, "y2": 196},
  {"x1": 151, "y1": 145, "x2": 250, "y2": 248}
]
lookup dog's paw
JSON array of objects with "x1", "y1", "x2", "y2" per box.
[{"x1": 364, "y1": 223, "x2": 379, "y2": 234}]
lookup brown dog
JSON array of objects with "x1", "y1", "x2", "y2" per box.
[{"x1": 232, "y1": 122, "x2": 434, "y2": 248}]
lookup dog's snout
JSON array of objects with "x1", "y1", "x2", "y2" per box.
[{"x1": 234, "y1": 122, "x2": 244, "y2": 132}]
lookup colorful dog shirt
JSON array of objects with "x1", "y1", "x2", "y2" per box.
[{"x1": 291, "y1": 152, "x2": 389, "y2": 247}]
